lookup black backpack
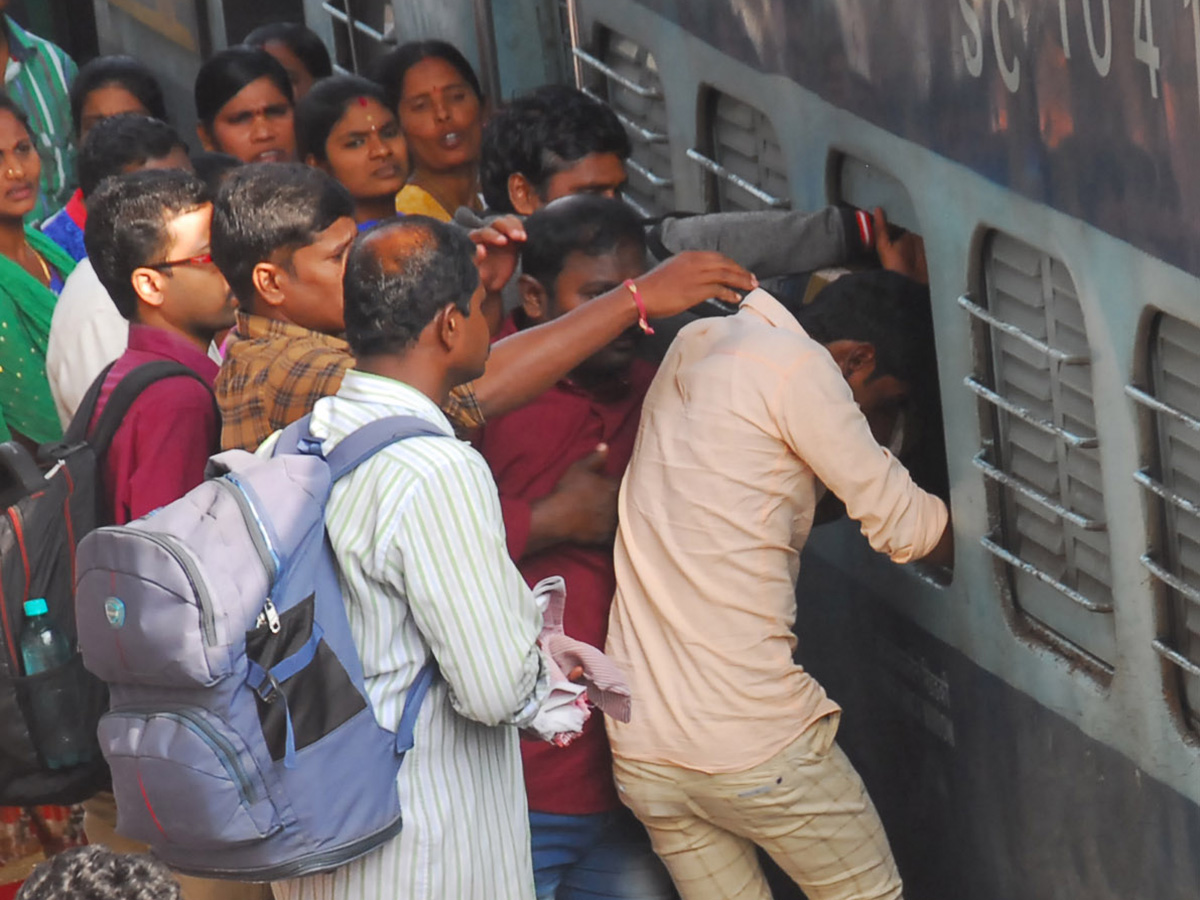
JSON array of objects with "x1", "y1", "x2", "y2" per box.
[{"x1": 0, "y1": 360, "x2": 211, "y2": 805}]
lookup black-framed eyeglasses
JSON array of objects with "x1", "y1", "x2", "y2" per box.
[{"x1": 144, "y1": 252, "x2": 214, "y2": 271}]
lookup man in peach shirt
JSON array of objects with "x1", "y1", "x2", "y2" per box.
[{"x1": 606, "y1": 270, "x2": 952, "y2": 900}]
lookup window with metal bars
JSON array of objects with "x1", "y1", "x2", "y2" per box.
[
  {"x1": 573, "y1": 31, "x2": 673, "y2": 217},
  {"x1": 322, "y1": 0, "x2": 394, "y2": 75},
  {"x1": 689, "y1": 90, "x2": 789, "y2": 213},
  {"x1": 1128, "y1": 313, "x2": 1200, "y2": 731},
  {"x1": 963, "y1": 232, "x2": 1116, "y2": 672}
]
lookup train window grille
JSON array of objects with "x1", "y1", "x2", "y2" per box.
[
  {"x1": 322, "y1": 0, "x2": 394, "y2": 75},
  {"x1": 1127, "y1": 314, "x2": 1200, "y2": 731},
  {"x1": 572, "y1": 31, "x2": 673, "y2": 217},
  {"x1": 688, "y1": 90, "x2": 789, "y2": 213},
  {"x1": 961, "y1": 233, "x2": 1117, "y2": 671}
]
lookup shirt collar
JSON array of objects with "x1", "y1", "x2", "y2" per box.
[
  {"x1": 127, "y1": 324, "x2": 220, "y2": 384},
  {"x1": 738, "y1": 288, "x2": 807, "y2": 336},
  {"x1": 336, "y1": 370, "x2": 456, "y2": 437},
  {"x1": 3, "y1": 16, "x2": 36, "y2": 64},
  {"x1": 235, "y1": 311, "x2": 350, "y2": 350}
]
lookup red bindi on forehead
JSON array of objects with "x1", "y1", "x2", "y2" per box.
[{"x1": 357, "y1": 96, "x2": 370, "y2": 107}]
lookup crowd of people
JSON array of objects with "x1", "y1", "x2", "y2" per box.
[{"x1": 0, "y1": 7, "x2": 951, "y2": 900}]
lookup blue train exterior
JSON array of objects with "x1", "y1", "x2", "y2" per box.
[{"x1": 88, "y1": 0, "x2": 1200, "y2": 896}]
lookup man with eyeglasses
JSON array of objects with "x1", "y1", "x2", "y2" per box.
[
  {"x1": 80, "y1": 170, "x2": 268, "y2": 900},
  {"x1": 83, "y1": 167, "x2": 236, "y2": 528}
]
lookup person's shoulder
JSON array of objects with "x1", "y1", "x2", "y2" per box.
[{"x1": 10, "y1": 19, "x2": 74, "y2": 73}]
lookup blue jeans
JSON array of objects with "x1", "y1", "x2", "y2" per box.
[{"x1": 530, "y1": 809, "x2": 677, "y2": 900}]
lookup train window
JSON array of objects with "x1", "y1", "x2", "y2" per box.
[
  {"x1": 322, "y1": 0, "x2": 394, "y2": 75},
  {"x1": 573, "y1": 31, "x2": 673, "y2": 217},
  {"x1": 1128, "y1": 313, "x2": 1200, "y2": 731},
  {"x1": 962, "y1": 233, "x2": 1116, "y2": 673},
  {"x1": 829, "y1": 153, "x2": 918, "y2": 231},
  {"x1": 689, "y1": 90, "x2": 790, "y2": 213}
]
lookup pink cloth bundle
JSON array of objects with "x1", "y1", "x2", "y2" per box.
[{"x1": 533, "y1": 576, "x2": 632, "y2": 724}]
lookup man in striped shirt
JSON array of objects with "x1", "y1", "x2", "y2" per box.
[
  {"x1": 269, "y1": 215, "x2": 550, "y2": 900},
  {"x1": 0, "y1": 3, "x2": 76, "y2": 222}
]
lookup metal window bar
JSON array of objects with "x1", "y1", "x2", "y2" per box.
[
  {"x1": 959, "y1": 294, "x2": 1090, "y2": 365},
  {"x1": 973, "y1": 453, "x2": 1105, "y2": 531},
  {"x1": 686, "y1": 148, "x2": 788, "y2": 208},
  {"x1": 581, "y1": 87, "x2": 667, "y2": 143},
  {"x1": 572, "y1": 47, "x2": 662, "y2": 98},
  {"x1": 322, "y1": 2, "x2": 388, "y2": 43},
  {"x1": 625, "y1": 157, "x2": 673, "y2": 189},
  {"x1": 1126, "y1": 384, "x2": 1200, "y2": 434},
  {"x1": 1152, "y1": 637, "x2": 1200, "y2": 679},
  {"x1": 1133, "y1": 468, "x2": 1200, "y2": 519},
  {"x1": 980, "y1": 535, "x2": 1114, "y2": 613},
  {"x1": 964, "y1": 376, "x2": 1098, "y2": 449}
]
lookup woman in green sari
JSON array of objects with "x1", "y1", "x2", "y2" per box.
[{"x1": 0, "y1": 92, "x2": 75, "y2": 446}]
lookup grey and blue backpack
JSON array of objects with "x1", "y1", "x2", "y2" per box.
[{"x1": 74, "y1": 414, "x2": 443, "y2": 881}]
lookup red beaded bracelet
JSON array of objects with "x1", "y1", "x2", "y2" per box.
[{"x1": 624, "y1": 279, "x2": 655, "y2": 335}]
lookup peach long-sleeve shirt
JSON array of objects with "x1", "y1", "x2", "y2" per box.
[{"x1": 605, "y1": 289, "x2": 948, "y2": 773}]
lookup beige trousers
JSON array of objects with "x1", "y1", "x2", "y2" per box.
[
  {"x1": 613, "y1": 715, "x2": 902, "y2": 900},
  {"x1": 83, "y1": 792, "x2": 273, "y2": 900}
]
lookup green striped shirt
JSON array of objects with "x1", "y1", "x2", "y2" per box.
[
  {"x1": 265, "y1": 370, "x2": 547, "y2": 900},
  {"x1": 3, "y1": 15, "x2": 76, "y2": 223}
]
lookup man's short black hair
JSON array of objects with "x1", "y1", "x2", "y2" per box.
[
  {"x1": 17, "y1": 845, "x2": 181, "y2": 900},
  {"x1": 244, "y1": 22, "x2": 333, "y2": 82},
  {"x1": 344, "y1": 216, "x2": 479, "y2": 358},
  {"x1": 522, "y1": 194, "x2": 646, "y2": 292},
  {"x1": 77, "y1": 113, "x2": 185, "y2": 199},
  {"x1": 295, "y1": 74, "x2": 387, "y2": 162},
  {"x1": 211, "y1": 162, "x2": 354, "y2": 308},
  {"x1": 480, "y1": 86, "x2": 631, "y2": 214},
  {"x1": 85, "y1": 169, "x2": 211, "y2": 321},
  {"x1": 790, "y1": 269, "x2": 934, "y2": 387},
  {"x1": 69, "y1": 55, "x2": 167, "y2": 138}
]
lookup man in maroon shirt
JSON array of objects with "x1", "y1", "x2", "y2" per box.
[
  {"x1": 82, "y1": 168, "x2": 235, "y2": 525},
  {"x1": 79, "y1": 172, "x2": 267, "y2": 900},
  {"x1": 476, "y1": 195, "x2": 673, "y2": 900}
]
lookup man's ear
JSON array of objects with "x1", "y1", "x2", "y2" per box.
[
  {"x1": 196, "y1": 122, "x2": 216, "y2": 153},
  {"x1": 130, "y1": 267, "x2": 168, "y2": 311},
  {"x1": 518, "y1": 273, "x2": 550, "y2": 322},
  {"x1": 252, "y1": 261, "x2": 288, "y2": 309},
  {"x1": 508, "y1": 173, "x2": 539, "y2": 217},
  {"x1": 436, "y1": 301, "x2": 463, "y2": 352}
]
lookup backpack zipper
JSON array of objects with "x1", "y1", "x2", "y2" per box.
[
  {"x1": 107, "y1": 528, "x2": 217, "y2": 646},
  {"x1": 116, "y1": 706, "x2": 256, "y2": 806},
  {"x1": 217, "y1": 476, "x2": 278, "y2": 584}
]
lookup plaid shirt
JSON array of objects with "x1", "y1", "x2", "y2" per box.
[
  {"x1": 3, "y1": 15, "x2": 76, "y2": 222},
  {"x1": 217, "y1": 313, "x2": 484, "y2": 452}
]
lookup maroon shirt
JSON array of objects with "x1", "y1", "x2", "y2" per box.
[
  {"x1": 476, "y1": 316, "x2": 656, "y2": 815},
  {"x1": 89, "y1": 325, "x2": 219, "y2": 525}
]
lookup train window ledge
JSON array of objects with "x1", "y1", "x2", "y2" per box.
[
  {"x1": 1129, "y1": 311, "x2": 1200, "y2": 734},
  {"x1": 966, "y1": 232, "x2": 1117, "y2": 672}
]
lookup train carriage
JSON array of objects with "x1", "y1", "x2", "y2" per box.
[{"x1": 82, "y1": 1, "x2": 1200, "y2": 896}]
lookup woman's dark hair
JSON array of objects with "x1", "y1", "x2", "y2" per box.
[
  {"x1": 69, "y1": 56, "x2": 167, "y2": 137},
  {"x1": 372, "y1": 40, "x2": 482, "y2": 114},
  {"x1": 295, "y1": 74, "x2": 388, "y2": 162},
  {"x1": 194, "y1": 46, "x2": 293, "y2": 128},
  {"x1": 0, "y1": 91, "x2": 33, "y2": 137},
  {"x1": 244, "y1": 22, "x2": 333, "y2": 82}
]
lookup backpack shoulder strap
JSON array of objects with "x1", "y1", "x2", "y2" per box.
[
  {"x1": 395, "y1": 660, "x2": 437, "y2": 756},
  {"x1": 87, "y1": 362, "x2": 213, "y2": 455},
  {"x1": 61, "y1": 361, "x2": 119, "y2": 446},
  {"x1": 317, "y1": 415, "x2": 449, "y2": 482}
]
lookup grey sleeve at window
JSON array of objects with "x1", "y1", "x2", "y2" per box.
[{"x1": 650, "y1": 205, "x2": 865, "y2": 278}]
